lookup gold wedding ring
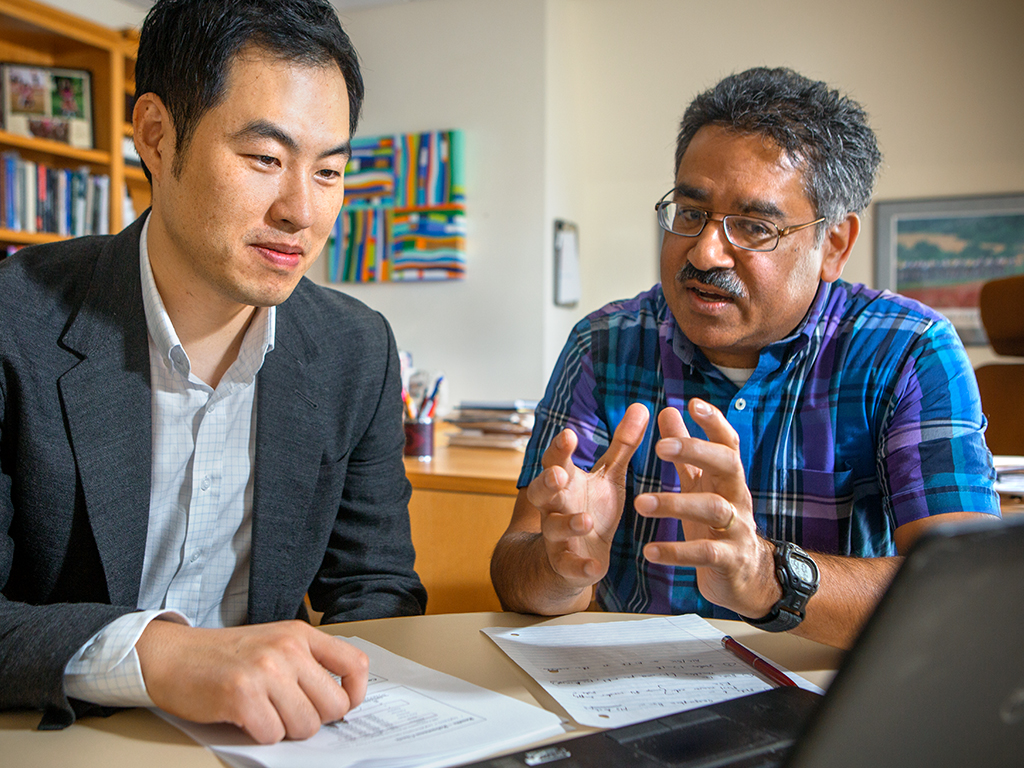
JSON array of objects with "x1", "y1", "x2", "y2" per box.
[{"x1": 710, "y1": 507, "x2": 736, "y2": 533}]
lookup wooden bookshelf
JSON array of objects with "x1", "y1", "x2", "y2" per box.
[{"x1": 0, "y1": 0, "x2": 140, "y2": 245}]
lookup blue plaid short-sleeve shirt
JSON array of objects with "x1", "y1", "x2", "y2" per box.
[{"x1": 519, "y1": 280, "x2": 999, "y2": 618}]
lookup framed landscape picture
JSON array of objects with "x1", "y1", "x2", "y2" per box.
[
  {"x1": 1, "y1": 64, "x2": 93, "y2": 149},
  {"x1": 874, "y1": 194, "x2": 1024, "y2": 345}
]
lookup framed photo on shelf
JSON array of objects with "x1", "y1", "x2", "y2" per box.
[
  {"x1": 874, "y1": 193, "x2": 1024, "y2": 346},
  {"x1": 1, "y1": 64, "x2": 93, "y2": 149}
]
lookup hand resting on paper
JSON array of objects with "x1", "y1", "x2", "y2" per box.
[{"x1": 136, "y1": 619, "x2": 368, "y2": 744}]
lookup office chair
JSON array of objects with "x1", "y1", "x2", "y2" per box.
[{"x1": 975, "y1": 273, "x2": 1024, "y2": 456}]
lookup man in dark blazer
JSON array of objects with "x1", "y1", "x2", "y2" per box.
[{"x1": 0, "y1": 0, "x2": 425, "y2": 744}]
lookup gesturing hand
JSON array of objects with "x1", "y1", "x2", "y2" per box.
[
  {"x1": 526, "y1": 402, "x2": 650, "y2": 590},
  {"x1": 136, "y1": 619, "x2": 369, "y2": 744},
  {"x1": 635, "y1": 400, "x2": 779, "y2": 619}
]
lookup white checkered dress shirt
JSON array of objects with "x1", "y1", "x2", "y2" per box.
[{"x1": 64, "y1": 217, "x2": 276, "y2": 706}]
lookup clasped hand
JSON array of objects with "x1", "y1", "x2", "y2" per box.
[{"x1": 527, "y1": 399, "x2": 778, "y2": 618}]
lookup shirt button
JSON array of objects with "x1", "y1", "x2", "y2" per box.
[
  {"x1": 200, "y1": 475, "x2": 211, "y2": 491},
  {"x1": 190, "y1": 550, "x2": 202, "y2": 563},
  {"x1": 734, "y1": 398, "x2": 747, "y2": 411},
  {"x1": 82, "y1": 640, "x2": 102, "y2": 659},
  {"x1": 208, "y1": 402, "x2": 216, "y2": 413}
]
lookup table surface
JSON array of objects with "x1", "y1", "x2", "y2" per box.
[
  {"x1": 403, "y1": 425, "x2": 523, "y2": 495},
  {"x1": 0, "y1": 611, "x2": 844, "y2": 767}
]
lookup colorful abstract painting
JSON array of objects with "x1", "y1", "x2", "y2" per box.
[{"x1": 327, "y1": 130, "x2": 466, "y2": 282}]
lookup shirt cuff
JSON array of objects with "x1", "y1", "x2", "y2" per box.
[{"x1": 64, "y1": 609, "x2": 190, "y2": 708}]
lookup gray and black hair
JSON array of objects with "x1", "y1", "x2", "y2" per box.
[
  {"x1": 675, "y1": 67, "x2": 882, "y2": 227},
  {"x1": 135, "y1": 0, "x2": 364, "y2": 181}
]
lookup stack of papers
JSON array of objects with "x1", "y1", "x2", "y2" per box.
[
  {"x1": 994, "y1": 455, "x2": 1024, "y2": 496},
  {"x1": 447, "y1": 400, "x2": 538, "y2": 451},
  {"x1": 483, "y1": 615, "x2": 821, "y2": 729},
  {"x1": 157, "y1": 637, "x2": 564, "y2": 768}
]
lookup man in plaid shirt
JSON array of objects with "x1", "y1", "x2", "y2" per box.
[{"x1": 491, "y1": 68, "x2": 999, "y2": 649}]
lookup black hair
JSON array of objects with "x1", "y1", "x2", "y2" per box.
[
  {"x1": 675, "y1": 67, "x2": 882, "y2": 227},
  {"x1": 134, "y1": 0, "x2": 364, "y2": 180}
]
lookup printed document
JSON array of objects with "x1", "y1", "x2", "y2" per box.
[
  {"x1": 482, "y1": 614, "x2": 821, "y2": 729},
  {"x1": 156, "y1": 636, "x2": 564, "y2": 768}
]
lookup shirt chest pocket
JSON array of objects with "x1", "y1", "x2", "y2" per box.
[
  {"x1": 760, "y1": 466, "x2": 855, "y2": 555},
  {"x1": 782, "y1": 466, "x2": 855, "y2": 520}
]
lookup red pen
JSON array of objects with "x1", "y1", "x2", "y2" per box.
[{"x1": 721, "y1": 635, "x2": 798, "y2": 688}]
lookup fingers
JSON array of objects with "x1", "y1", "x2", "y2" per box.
[
  {"x1": 540, "y1": 506, "x2": 592, "y2": 542},
  {"x1": 308, "y1": 632, "x2": 370, "y2": 713},
  {"x1": 139, "y1": 621, "x2": 370, "y2": 745},
  {"x1": 265, "y1": 647, "x2": 364, "y2": 742},
  {"x1": 592, "y1": 403, "x2": 650, "y2": 483},
  {"x1": 526, "y1": 461, "x2": 572, "y2": 512},
  {"x1": 642, "y1": 537, "x2": 729, "y2": 569},
  {"x1": 657, "y1": 405, "x2": 690, "y2": 440},
  {"x1": 657, "y1": 407, "x2": 701, "y2": 491},
  {"x1": 547, "y1": 546, "x2": 604, "y2": 582},
  {"x1": 687, "y1": 398, "x2": 739, "y2": 450},
  {"x1": 634, "y1": 491, "x2": 741, "y2": 535},
  {"x1": 230, "y1": 625, "x2": 367, "y2": 744},
  {"x1": 540, "y1": 426, "x2": 578, "y2": 471},
  {"x1": 528, "y1": 428, "x2": 578, "y2": 512},
  {"x1": 654, "y1": 399, "x2": 747, "y2": 498}
]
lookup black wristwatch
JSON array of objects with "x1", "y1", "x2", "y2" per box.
[{"x1": 743, "y1": 539, "x2": 819, "y2": 632}]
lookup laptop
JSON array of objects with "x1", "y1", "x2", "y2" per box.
[{"x1": 459, "y1": 514, "x2": 1024, "y2": 768}]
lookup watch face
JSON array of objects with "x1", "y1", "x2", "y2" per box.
[{"x1": 791, "y1": 556, "x2": 815, "y2": 585}]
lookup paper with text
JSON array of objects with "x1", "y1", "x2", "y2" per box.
[
  {"x1": 156, "y1": 636, "x2": 564, "y2": 768},
  {"x1": 483, "y1": 615, "x2": 821, "y2": 729}
]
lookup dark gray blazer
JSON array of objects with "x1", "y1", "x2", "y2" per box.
[{"x1": 0, "y1": 214, "x2": 426, "y2": 728}]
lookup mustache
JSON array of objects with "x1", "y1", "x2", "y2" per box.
[{"x1": 675, "y1": 262, "x2": 746, "y2": 300}]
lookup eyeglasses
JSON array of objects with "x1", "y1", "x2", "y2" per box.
[{"x1": 654, "y1": 191, "x2": 824, "y2": 253}]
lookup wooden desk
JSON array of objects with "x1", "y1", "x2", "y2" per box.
[
  {"x1": 1000, "y1": 494, "x2": 1024, "y2": 515},
  {"x1": 404, "y1": 432, "x2": 524, "y2": 614},
  {"x1": 0, "y1": 612, "x2": 844, "y2": 766}
]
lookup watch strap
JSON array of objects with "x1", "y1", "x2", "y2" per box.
[{"x1": 742, "y1": 539, "x2": 819, "y2": 633}]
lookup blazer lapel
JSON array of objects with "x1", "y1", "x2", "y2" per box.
[
  {"x1": 58, "y1": 218, "x2": 152, "y2": 607},
  {"x1": 248, "y1": 302, "x2": 326, "y2": 623}
]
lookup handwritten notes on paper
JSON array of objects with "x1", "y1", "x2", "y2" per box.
[
  {"x1": 483, "y1": 614, "x2": 819, "y2": 729},
  {"x1": 156, "y1": 637, "x2": 564, "y2": 768}
]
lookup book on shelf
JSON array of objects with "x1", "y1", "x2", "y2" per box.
[
  {"x1": 0, "y1": 152, "x2": 108, "y2": 237},
  {"x1": 122, "y1": 134, "x2": 142, "y2": 166}
]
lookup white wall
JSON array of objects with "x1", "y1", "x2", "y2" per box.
[
  {"x1": 51, "y1": 0, "x2": 1024, "y2": 389},
  {"x1": 333, "y1": 0, "x2": 1024, "y2": 398},
  {"x1": 547, "y1": 0, "x2": 1024, "y2": 367},
  {"x1": 323, "y1": 0, "x2": 555, "y2": 409}
]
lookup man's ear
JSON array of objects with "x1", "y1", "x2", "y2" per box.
[
  {"x1": 819, "y1": 213, "x2": 860, "y2": 283},
  {"x1": 132, "y1": 92, "x2": 174, "y2": 181}
]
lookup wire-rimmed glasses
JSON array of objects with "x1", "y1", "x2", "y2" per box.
[{"x1": 655, "y1": 191, "x2": 824, "y2": 252}]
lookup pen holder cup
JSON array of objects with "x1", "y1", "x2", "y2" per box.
[{"x1": 403, "y1": 419, "x2": 434, "y2": 461}]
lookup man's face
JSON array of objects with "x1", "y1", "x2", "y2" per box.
[
  {"x1": 148, "y1": 49, "x2": 351, "y2": 311},
  {"x1": 660, "y1": 125, "x2": 847, "y2": 369}
]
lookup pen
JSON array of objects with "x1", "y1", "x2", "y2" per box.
[
  {"x1": 421, "y1": 375, "x2": 444, "y2": 415},
  {"x1": 428, "y1": 374, "x2": 444, "y2": 401},
  {"x1": 401, "y1": 387, "x2": 417, "y2": 420},
  {"x1": 721, "y1": 635, "x2": 798, "y2": 688}
]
